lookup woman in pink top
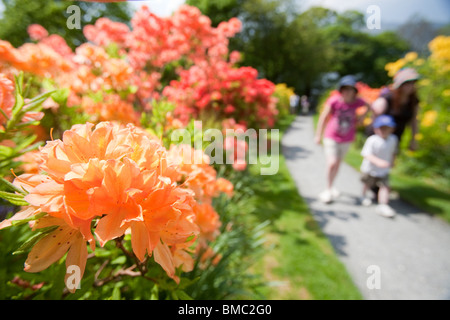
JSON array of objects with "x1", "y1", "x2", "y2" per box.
[{"x1": 315, "y1": 75, "x2": 370, "y2": 203}]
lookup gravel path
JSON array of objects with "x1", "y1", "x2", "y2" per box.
[{"x1": 282, "y1": 115, "x2": 450, "y2": 300}]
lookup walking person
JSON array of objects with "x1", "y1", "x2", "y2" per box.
[
  {"x1": 367, "y1": 68, "x2": 420, "y2": 201},
  {"x1": 315, "y1": 75, "x2": 370, "y2": 203},
  {"x1": 370, "y1": 68, "x2": 420, "y2": 150},
  {"x1": 360, "y1": 115, "x2": 398, "y2": 218},
  {"x1": 289, "y1": 93, "x2": 300, "y2": 114},
  {"x1": 301, "y1": 95, "x2": 310, "y2": 115}
]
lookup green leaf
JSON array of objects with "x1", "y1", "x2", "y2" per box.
[
  {"x1": 14, "y1": 133, "x2": 37, "y2": 151},
  {"x1": 178, "y1": 276, "x2": 200, "y2": 290},
  {"x1": 93, "y1": 247, "x2": 114, "y2": 258},
  {"x1": 17, "y1": 140, "x2": 44, "y2": 155},
  {"x1": 14, "y1": 72, "x2": 24, "y2": 95},
  {"x1": 150, "y1": 284, "x2": 159, "y2": 300},
  {"x1": 14, "y1": 121, "x2": 41, "y2": 129},
  {"x1": 0, "y1": 190, "x2": 29, "y2": 206},
  {"x1": 10, "y1": 211, "x2": 47, "y2": 227},
  {"x1": 0, "y1": 107, "x2": 10, "y2": 121},
  {"x1": 12, "y1": 225, "x2": 58, "y2": 255},
  {"x1": 8, "y1": 91, "x2": 24, "y2": 128},
  {"x1": 0, "y1": 145, "x2": 14, "y2": 158},
  {"x1": 170, "y1": 290, "x2": 179, "y2": 300},
  {"x1": 175, "y1": 290, "x2": 193, "y2": 300},
  {"x1": 111, "y1": 286, "x2": 122, "y2": 300},
  {"x1": 50, "y1": 88, "x2": 69, "y2": 104},
  {"x1": 0, "y1": 177, "x2": 27, "y2": 195},
  {"x1": 23, "y1": 90, "x2": 56, "y2": 113},
  {"x1": 110, "y1": 256, "x2": 127, "y2": 265},
  {"x1": 185, "y1": 234, "x2": 196, "y2": 243}
]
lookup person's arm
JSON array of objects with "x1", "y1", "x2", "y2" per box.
[
  {"x1": 361, "y1": 136, "x2": 390, "y2": 168},
  {"x1": 364, "y1": 153, "x2": 391, "y2": 169},
  {"x1": 356, "y1": 100, "x2": 371, "y2": 125},
  {"x1": 391, "y1": 136, "x2": 399, "y2": 167},
  {"x1": 371, "y1": 97, "x2": 388, "y2": 117},
  {"x1": 314, "y1": 103, "x2": 332, "y2": 144},
  {"x1": 409, "y1": 103, "x2": 419, "y2": 151}
]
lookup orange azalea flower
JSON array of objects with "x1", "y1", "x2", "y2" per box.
[
  {"x1": 214, "y1": 177, "x2": 233, "y2": 197},
  {"x1": 0, "y1": 74, "x2": 15, "y2": 124},
  {"x1": 166, "y1": 144, "x2": 233, "y2": 202},
  {"x1": 17, "y1": 43, "x2": 73, "y2": 77},
  {"x1": 0, "y1": 40, "x2": 27, "y2": 71},
  {"x1": 355, "y1": 82, "x2": 382, "y2": 104},
  {"x1": 81, "y1": 94, "x2": 139, "y2": 125},
  {"x1": 194, "y1": 202, "x2": 221, "y2": 241},
  {"x1": 196, "y1": 245, "x2": 222, "y2": 269},
  {"x1": 9, "y1": 121, "x2": 203, "y2": 285},
  {"x1": 171, "y1": 244, "x2": 195, "y2": 273},
  {"x1": 24, "y1": 216, "x2": 88, "y2": 293},
  {"x1": 0, "y1": 73, "x2": 45, "y2": 128},
  {"x1": 0, "y1": 211, "x2": 87, "y2": 294},
  {"x1": 16, "y1": 150, "x2": 43, "y2": 174},
  {"x1": 28, "y1": 24, "x2": 48, "y2": 41}
]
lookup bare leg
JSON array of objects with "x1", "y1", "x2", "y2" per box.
[
  {"x1": 326, "y1": 157, "x2": 340, "y2": 190},
  {"x1": 362, "y1": 183, "x2": 368, "y2": 197},
  {"x1": 376, "y1": 185, "x2": 395, "y2": 217},
  {"x1": 378, "y1": 185, "x2": 390, "y2": 205}
]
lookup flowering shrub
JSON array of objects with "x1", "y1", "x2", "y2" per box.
[
  {"x1": 0, "y1": 5, "x2": 274, "y2": 130},
  {"x1": 162, "y1": 60, "x2": 278, "y2": 129},
  {"x1": 382, "y1": 36, "x2": 450, "y2": 183},
  {"x1": 273, "y1": 83, "x2": 294, "y2": 118},
  {"x1": 0, "y1": 5, "x2": 278, "y2": 299}
]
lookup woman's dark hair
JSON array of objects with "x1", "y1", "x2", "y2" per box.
[{"x1": 391, "y1": 81, "x2": 418, "y2": 113}]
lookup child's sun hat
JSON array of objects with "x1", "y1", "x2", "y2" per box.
[{"x1": 373, "y1": 115, "x2": 396, "y2": 128}]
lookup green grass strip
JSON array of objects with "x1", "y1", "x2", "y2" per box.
[{"x1": 249, "y1": 118, "x2": 363, "y2": 300}]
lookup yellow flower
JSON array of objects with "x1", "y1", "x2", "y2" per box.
[
  {"x1": 428, "y1": 35, "x2": 450, "y2": 72},
  {"x1": 404, "y1": 52, "x2": 418, "y2": 62},
  {"x1": 443, "y1": 89, "x2": 450, "y2": 97},
  {"x1": 418, "y1": 79, "x2": 430, "y2": 87},
  {"x1": 385, "y1": 59, "x2": 406, "y2": 77},
  {"x1": 421, "y1": 110, "x2": 438, "y2": 127},
  {"x1": 363, "y1": 117, "x2": 372, "y2": 126},
  {"x1": 414, "y1": 58, "x2": 425, "y2": 66},
  {"x1": 414, "y1": 133, "x2": 423, "y2": 141},
  {"x1": 447, "y1": 125, "x2": 450, "y2": 132}
]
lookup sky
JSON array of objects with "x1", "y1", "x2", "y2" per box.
[
  {"x1": 130, "y1": 0, "x2": 450, "y2": 25},
  {"x1": 0, "y1": 0, "x2": 447, "y2": 25}
]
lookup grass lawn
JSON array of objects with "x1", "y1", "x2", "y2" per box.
[{"x1": 248, "y1": 116, "x2": 363, "y2": 300}]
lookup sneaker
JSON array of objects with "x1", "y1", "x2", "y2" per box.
[
  {"x1": 360, "y1": 197, "x2": 372, "y2": 206},
  {"x1": 319, "y1": 189, "x2": 333, "y2": 204},
  {"x1": 376, "y1": 204, "x2": 396, "y2": 218},
  {"x1": 330, "y1": 187, "x2": 340, "y2": 199}
]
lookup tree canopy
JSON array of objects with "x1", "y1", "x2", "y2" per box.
[
  {"x1": 187, "y1": 0, "x2": 410, "y2": 95},
  {"x1": 0, "y1": 0, "x2": 131, "y2": 48}
]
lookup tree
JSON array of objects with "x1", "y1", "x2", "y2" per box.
[
  {"x1": 323, "y1": 10, "x2": 410, "y2": 87},
  {"x1": 0, "y1": 0, "x2": 131, "y2": 48},
  {"x1": 186, "y1": 0, "x2": 243, "y2": 27},
  {"x1": 187, "y1": 0, "x2": 335, "y2": 96},
  {"x1": 397, "y1": 15, "x2": 438, "y2": 55},
  {"x1": 186, "y1": 0, "x2": 409, "y2": 92}
]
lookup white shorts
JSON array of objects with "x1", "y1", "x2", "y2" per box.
[{"x1": 323, "y1": 138, "x2": 351, "y2": 160}]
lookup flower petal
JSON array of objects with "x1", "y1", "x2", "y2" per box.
[
  {"x1": 65, "y1": 234, "x2": 88, "y2": 293},
  {"x1": 153, "y1": 241, "x2": 179, "y2": 283},
  {"x1": 24, "y1": 225, "x2": 75, "y2": 273}
]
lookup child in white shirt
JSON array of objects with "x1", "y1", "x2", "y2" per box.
[{"x1": 360, "y1": 115, "x2": 398, "y2": 218}]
